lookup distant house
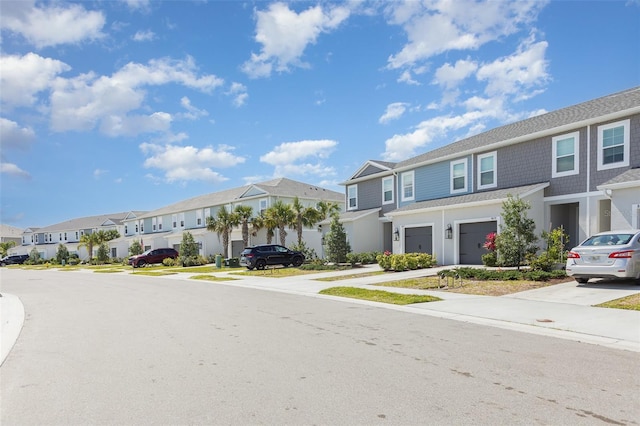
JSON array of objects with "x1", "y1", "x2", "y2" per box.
[
  {"x1": 339, "y1": 87, "x2": 640, "y2": 265},
  {"x1": 18, "y1": 212, "x2": 146, "y2": 261},
  {"x1": 0, "y1": 224, "x2": 23, "y2": 252},
  {"x1": 121, "y1": 177, "x2": 344, "y2": 259}
]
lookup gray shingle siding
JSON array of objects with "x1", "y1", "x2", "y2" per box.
[{"x1": 356, "y1": 179, "x2": 383, "y2": 210}]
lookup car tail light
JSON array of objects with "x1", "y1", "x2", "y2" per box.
[
  {"x1": 608, "y1": 250, "x2": 633, "y2": 259},
  {"x1": 567, "y1": 251, "x2": 580, "y2": 259}
]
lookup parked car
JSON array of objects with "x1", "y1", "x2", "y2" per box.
[
  {"x1": 566, "y1": 230, "x2": 640, "y2": 284},
  {"x1": 0, "y1": 254, "x2": 29, "y2": 266},
  {"x1": 128, "y1": 248, "x2": 179, "y2": 268},
  {"x1": 240, "y1": 244, "x2": 305, "y2": 270}
]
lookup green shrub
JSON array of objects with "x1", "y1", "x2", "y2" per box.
[
  {"x1": 163, "y1": 257, "x2": 176, "y2": 267},
  {"x1": 390, "y1": 255, "x2": 408, "y2": 272},
  {"x1": 482, "y1": 251, "x2": 497, "y2": 267}
]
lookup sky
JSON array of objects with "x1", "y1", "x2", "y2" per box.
[{"x1": 1, "y1": 0, "x2": 639, "y2": 230}]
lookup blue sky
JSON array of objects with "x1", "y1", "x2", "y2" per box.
[{"x1": 1, "y1": 0, "x2": 639, "y2": 229}]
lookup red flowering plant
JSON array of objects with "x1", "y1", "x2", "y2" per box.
[
  {"x1": 483, "y1": 232, "x2": 497, "y2": 252},
  {"x1": 482, "y1": 232, "x2": 498, "y2": 267}
]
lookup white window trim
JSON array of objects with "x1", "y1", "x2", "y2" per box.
[
  {"x1": 347, "y1": 184, "x2": 358, "y2": 210},
  {"x1": 552, "y1": 131, "x2": 580, "y2": 178},
  {"x1": 450, "y1": 159, "x2": 468, "y2": 194},
  {"x1": 597, "y1": 119, "x2": 630, "y2": 171},
  {"x1": 477, "y1": 152, "x2": 497, "y2": 189},
  {"x1": 382, "y1": 176, "x2": 394, "y2": 205},
  {"x1": 401, "y1": 171, "x2": 414, "y2": 202}
]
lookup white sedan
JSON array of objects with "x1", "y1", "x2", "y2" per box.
[{"x1": 566, "y1": 230, "x2": 640, "y2": 284}]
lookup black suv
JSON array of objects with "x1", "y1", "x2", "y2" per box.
[
  {"x1": 0, "y1": 254, "x2": 29, "y2": 266},
  {"x1": 128, "y1": 248, "x2": 179, "y2": 268},
  {"x1": 240, "y1": 244, "x2": 305, "y2": 270}
]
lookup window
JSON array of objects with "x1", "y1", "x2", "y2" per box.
[
  {"x1": 598, "y1": 119, "x2": 630, "y2": 170},
  {"x1": 401, "y1": 171, "x2": 414, "y2": 201},
  {"x1": 347, "y1": 185, "x2": 357, "y2": 210},
  {"x1": 152, "y1": 217, "x2": 157, "y2": 231},
  {"x1": 158, "y1": 218, "x2": 162, "y2": 230},
  {"x1": 179, "y1": 213, "x2": 185, "y2": 228},
  {"x1": 196, "y1": 210, "x2": 202, "y2": 226},
  {"x1": 172, "y1": 214, "x2": 177, "y2": 228},
  {"x1": 382, "y1": 176, "x2": 394, "y2": 204},
  {"x1": 450, "y1": 159, "x2": 468, "y2": 194},
  {"x1": 259, "y1": 199, "x2": 268, "y2": 214},
  {"x1": 552, "y1": 132, "x2": 579, "y2": 177},
  {"x1": 64, "y1": 233, "x2": 67, "y2": 241},
  {"x1": 477, "y1": 152, "x2": 496, "y2": 189}
]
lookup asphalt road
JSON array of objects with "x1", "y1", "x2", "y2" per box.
[{"x1": 1, "y1": 269, "x2": 639, "y2": 425}]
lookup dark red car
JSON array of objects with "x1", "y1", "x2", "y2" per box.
[{"x1": 128, "y1": 248, "x2": 179, "y2": 268}]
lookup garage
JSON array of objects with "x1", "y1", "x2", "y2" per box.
[
  {"x1": 404, "y1": 226, "x2": 433, "y2": 254},
  {"x1": 459, "y1": 221, "x2": 497, "y2": 264}
]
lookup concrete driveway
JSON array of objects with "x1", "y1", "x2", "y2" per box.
[{"x1": 503, "y1": 279, "x2": 640, "y2": 305}]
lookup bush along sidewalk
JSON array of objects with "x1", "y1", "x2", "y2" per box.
[{"x1": 376, "y1": 251, "x2": 437, "y2": 272}]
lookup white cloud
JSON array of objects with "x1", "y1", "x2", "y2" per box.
[
  {"x1": 132, "y1": 30, "x2": 155, "y2": 42},
  {"x1": 382, "y1": 110, "x2": 491, "y2": 161},
  {"x1": 93, "y1": 169, "x2": 108, "y2": 179},
  {"x1": 260, "y1": 139, "x2": 337, "y2": 177},
  {"x1": 0, "y1": 0, "x2": 105, "y2": 48},
  {"x1": 433, "y1": 59, "x2": 478, "y2": 89},
  {"x1": 227, "y1": 82, "x2": 248, "y2": 107},
  {"x1": 379, "y1": 102, "x2": 409, "y2": 124},
  {"x1": 242, "y1": 2, "x2": 350, "y2": 78},
  {"x1": 476, "y1": 35, "x2": 550, "y2": 97},
  {"x1": 0, "y1": 118, "x2": 36, "y2": 150},
  {"x1": 49, "y1": 56, "x2": 223, "y2": 135},
  {"x1": 179, "y1": 97, "x2": 209, "y2": 120},
  {"x1": 121, "y1": 0, "x2": 151, "y2": 11},
  {"x1": 140, "y1": 143, "x2": 246, "y2": 183},
  {"x1": 386, "y1": 0, "x2": 547, "y2": 69},
  {"x1": 0, "y1": 53, "x2": 70, "y2": 108},
  {"x1": 0, "y1": 162, "x2": 31, "y2": 179}
]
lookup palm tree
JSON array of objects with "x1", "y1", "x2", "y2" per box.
[
  {"x1": 0, "y1": 241, "x2": 16, "y2": 257},
  {"x1": 207, "y1": 205, "x2": 239, "y2": 258},
  {"x1": 316, "y1": 200, "x2": 341, "y2": 221},
  {"x1": 78, "y1": 232, "x2": 99, "y2": 262},
  {"x1": 234, "y1": 205, "x2": 254, "y2": 248},
  {"x1": 250, "y1": 212, "x2": 277, "y2": 244},
  {"x1": 291, "y1": 197, "x2": 321, "y2": 246},
  {"x1": 78, "y1": 229, "x2": 121, "y2": 262},
  {"x1": 267, "y1": 200, "x2": 296, "y2": 246}
]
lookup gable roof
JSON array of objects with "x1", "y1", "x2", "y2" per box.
[
  {"x1": 344, "y1": 160, "x2": 397, "y2": 183},
  {"x1": 395, "y1": 86, "x2": 640, "y2": 171},
  {"x1": 136, "y1": 178, "x2": 344, "y2": 220},
  {"x1": 35, "y1": 212, "x2": 135, "y2": 233},
  {"x1": 0, "y1": 224, "x2": 23, "y2": 238}
]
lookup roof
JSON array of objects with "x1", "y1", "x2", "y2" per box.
[
  {"x1": 395, "y1": 86, "x2": 640, "y2": 170},
  {"x1": 387, "y1": 182, "x2": 549, "y2": 216},
  {"x1": 35, "y1": 212, "x2": 136, "y2": 233},
  {"x1": 320, "y1": 208, "x2": 382, "y2": 224},
  {"x1": 0, "y1": 224, "x2": 23, "y2": 238},
  {"x1": 136, "y1": 178, "x2": 344, "y2": 220},
  {"x1": 598, "y1": 168, "x2": 640, "y2": 190}
]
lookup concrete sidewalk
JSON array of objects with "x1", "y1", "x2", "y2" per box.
[{"x1": 202, "y1": 264, "x2": 640, "y2": 352}]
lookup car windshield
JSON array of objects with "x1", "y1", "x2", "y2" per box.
[{"x1": 581, "y1": 234, "x2": 634, "y2": 246}]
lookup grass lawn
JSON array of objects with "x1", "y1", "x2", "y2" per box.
[
  {"x1": 596, "y1": 293, "x2": 640, "y2": 311},
  {"x1": 315, "y1": 271, "x2": 386, "y2": 282},
  {"x1": 320, "y1": 286, "x2": 441, "y2": 305},
  {"x1": 190, "y1": 274, "x2": 239, "y2": 282},
  {"x1": 230, "y1": 267, "x2": 323, "y2": 278},
  {"x1": 374, "y1": 275, "x2": 573, "y2": 296}
]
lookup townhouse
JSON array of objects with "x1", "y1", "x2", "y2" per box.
[
  {"x1": 120, "y1": 177, "x2": 344, "y2": 259},
  {"x1": 18, "y1": 212, "x2": 145, "y2": 260},
  {"x1": 339, "y1": 87, "x2": 640, "y2": 265},
  {"x1": 11, "y1": 178, "x2": 344, "y2": 261}
]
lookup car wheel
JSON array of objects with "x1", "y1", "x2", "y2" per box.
[
  {"x1": 292, "y1": 256, "x2": 303, "y2": 267},
  {"x1": 256, "y1": 259, "x2": 267, "y2": 270},
  {"x1": 137, "y1": 260, "x2": 147, "y2": 268},
  {"x1": 575, "y1": 278, "x2": 588, "y2": 284}
]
